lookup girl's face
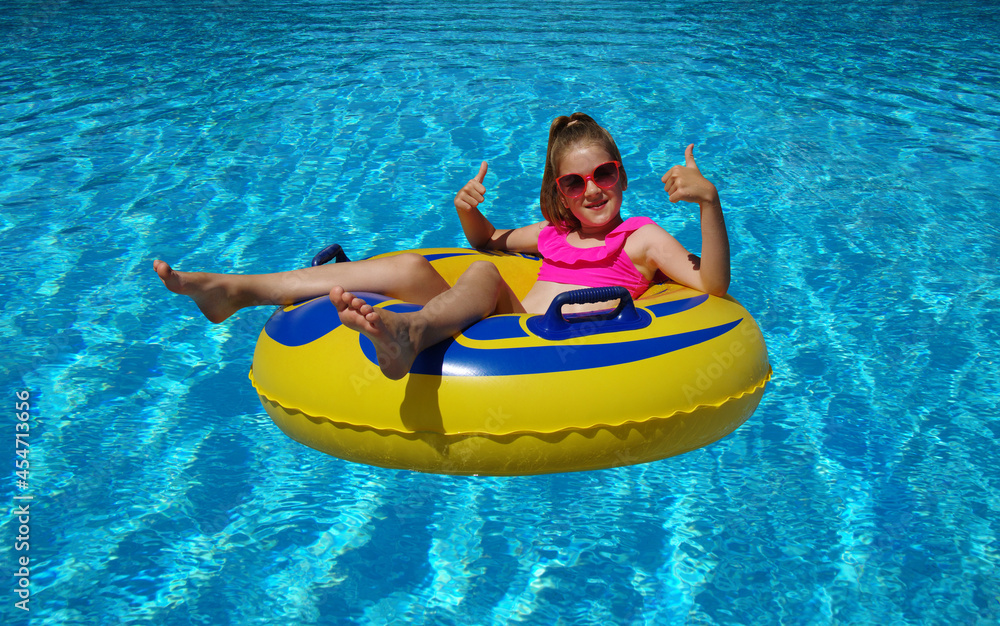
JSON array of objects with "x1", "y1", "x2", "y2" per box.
[{"x1": 556, "y1": 144, "x2": 625, "y2": 233}]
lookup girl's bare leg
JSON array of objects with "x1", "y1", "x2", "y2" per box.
[
  {"x1": 330, "y1": 261, "x2": 523, "y2": 380},
  {"x1": 153, "y1": 253, "x2": 450, "y2": 323}
]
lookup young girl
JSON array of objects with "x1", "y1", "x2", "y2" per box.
[{"x1": 154, "y1": 113, "x2": 729, "y2": 380}]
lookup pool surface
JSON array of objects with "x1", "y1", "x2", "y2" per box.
[{"x1": 1, "y1": 0, "x2": 999, "y2": 623}]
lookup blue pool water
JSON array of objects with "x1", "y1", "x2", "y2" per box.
[{"x1": 2, "y1": 0, "x2": 999, "y2": 623}]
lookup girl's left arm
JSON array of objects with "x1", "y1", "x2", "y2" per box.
[{"x1": 655, "y1": 144, "x2": 731, "y2": 296}]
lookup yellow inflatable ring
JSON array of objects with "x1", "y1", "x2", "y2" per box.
[{"x1": 249, "y1": 248, "x2": 771, "y2": 475}]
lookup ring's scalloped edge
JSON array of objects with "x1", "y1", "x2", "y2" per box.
[{"x1": 248, "y1": 366, "x2": 772, "y2": 441}]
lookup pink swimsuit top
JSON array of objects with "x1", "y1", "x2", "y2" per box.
[{"x1": 536, "y1": 216, "x2": 655, "y2": 299}]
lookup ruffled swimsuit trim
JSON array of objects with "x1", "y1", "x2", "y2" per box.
[{"x1": 537, "y1": 216, "x2": 655, "y2": 299}]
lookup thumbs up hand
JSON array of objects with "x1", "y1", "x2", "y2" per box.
[
  {"x1": 454, "y1": 161, "x2": 490, "y2": 212},
  {"x1": 661, "y1": 145, "x2": 718, "y2": 206}
]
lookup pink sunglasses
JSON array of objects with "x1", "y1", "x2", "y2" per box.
[{"x1": 556, "y1": 161, "x2": 622, "y2": 198}]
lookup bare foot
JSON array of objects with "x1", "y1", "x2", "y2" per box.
[
  {"x1": 153, "y1": 260, "x2": 240, "y2": 323},
  {"x1": 330, "y1": 286, "x2": 419, "y2": 380}
]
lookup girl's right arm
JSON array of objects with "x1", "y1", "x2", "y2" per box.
[{"x1": 454, "y1": 161, "x2": 544, "y2": 254}]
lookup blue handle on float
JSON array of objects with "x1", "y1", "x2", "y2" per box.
[
  {"x1": 526, "y1": 286, "x2": 651, "y2": 340},
  {"x1": 310, "y1": 243, "x2": 350, "y2": 266}
]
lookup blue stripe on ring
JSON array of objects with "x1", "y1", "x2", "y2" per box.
[
  {"x1": 263, "y1": 294, "x2": 381, "y2": 348},
  {"x1": 646, "y1": 293, "x2": 708, "y2": 316},
  {"x1": 360, "y1": 319, "x2": 742, "y2": 377},
  {"x1": 264, "y1": 292, "x2": 712, "y2": 349}
]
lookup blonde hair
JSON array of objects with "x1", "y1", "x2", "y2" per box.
[{"x1": 540, "y1": 113, "x2": 628, "y2": 232}]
